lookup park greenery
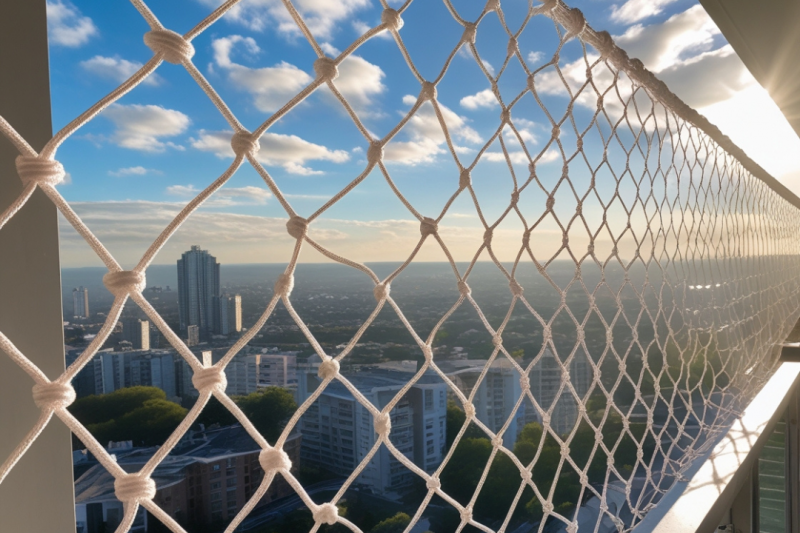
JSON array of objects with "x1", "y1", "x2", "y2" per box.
[{"x1": 69, "y1": 385, "x2": 297, "y2": 448}]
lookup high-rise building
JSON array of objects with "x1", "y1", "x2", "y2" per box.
[
  {"x1": 298, "y1": 362, "x2": 447, "y2": 495},
  {"x1": 72, "y1": 286, "x2": 89, "y2": 318},
  {"x1": 177, "y1": 245, "x2": 220, "y2": 341},
  {"x1": 186, "y1": 325, "x2": 200, "y2": 347},
  {"x1": 218, "y1": 294, "x2": 242, "y2": 335},
  {"x1": 121, "y1": 318, "x2": 150, "y2": 350}
]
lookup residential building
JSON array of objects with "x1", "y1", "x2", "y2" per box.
[
  {"x1": 177, "y1": 245, "x2": 220, "y2": 341},
  {"x1": 72, "y1": 286, "x2": 89, "y2": 318},
  {"x1": 218, "y1": 294, "x2": 242, "y2": 335},
  {"x1": 298, "y1": 362, "x2": 447, "y2": 495},
  {"x1": 74, "y1": 425, "x2": 301, "y2": 533},
  {"x1": 224, "y1": 352, "x2": 298, "y2": 396},
  {"x1": 121, "y1": 317, "x2": 150, "y2": 351},
  {"x1": 186, "y1": 325, "x2": 199, "y2": 347}
]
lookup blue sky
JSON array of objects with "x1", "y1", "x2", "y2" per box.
[{"x1": 44, "y1": 0, "x2": 800, "y2": 267}]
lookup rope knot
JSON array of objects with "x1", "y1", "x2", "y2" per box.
[
  {"x1": 381, "y1": 8, "x2": 404, "y2": 31},
  {"x1": 506, "y1": 36, "x2": 517, "y2": 57},
  {"x1": 500, "y1": 108, "x2": 511, "y2": 124},
  {"x1": 373, "y1": 283, "x2": 390, "y2": 302},
  {"x1": 542, "y1": 501, "x2": 554, "y2": 514},
  {"x1": 259, "y1": 447, "x2": 292, "y2": 472},
  {"x1": 486, "y1": 0, "x2": 500, "y2": 11},
  {"x1": 422, "y1": 344, "x2": 433, "y2": 361},
  {"x1": 32, "y1": 381, "x2": 75, "y2": 410},
  {"x1": 608, "y1": 46, "x2": 630, "y2": 70},
  {"x1": 546, "y1": 195, "x2": 555, "y2": 210},
  {"x1": 509, "y1": 279, "x2": 524, "y2": 297},
  {"x1": 274, "y1": 272, "x2": 294, "y2": 297},
  {"x1": 457, "y1": 280, "x2": 471, "y2": 297},
  {"x1": 314, "y1": 57, "x2": 339, "y2": 82},
  {"x1": 593, "y1": 30, "x2": 615, "y2": 58},
  {"x1": 483, "y1": 228, "x2": 493, "y2": 246},
  {"x1": 313, "y1": 503, "x2": 339, "y2": 525},
  {"x1": 103, "y1": 270, "x2": 146, "y2": 297},
  {"x1": 560, "y1": 7, "x2": 586, "y2": 37},
  {"x1": 492, "y1": 334, "x2": 503, "y2": 347},
  {"x1": 527, "y1": 73, "x2": 536, "y2": 92},
  {"x1": 519, "y1": 374, "x2": 530, "y2": 391},
  {"x1": 522, "y1": 230, "x2": 531, "y2": 247},
  {"x1": 15, "y1": 156, "x2": 66, "y2": 187},
  {"x1": 491, "y1": 435, "x2": 504, "y2": 448},
  {"x1": 419, "y1": 81, "x2": 437, "y2": 101},
  {"x1": 536, "y1": 0, "x2": 558, "y2": 14},
  {"x1": 115, "y1": 473, "x2": 156, "y2": 503},
  {"x1": 541, "y1": 412, "x2": 551, "y2": 425},
  {"x1": 521, "y1": 469, "x2": 532, "y2": 483},
  {"x1": 143, "y1": 29, "x2": 195, "y2": 64},
  {"x1": 461, "y1": 23, "x2": 477, "y2": 44},
  {"x1": 231, "y1": 130, "x2": 260, "y2": 158},
  {"x1": 192, "y1": 366, "x2": 227, "y2": 393},
  {"x1": 318, "y1": 357, "x2": 340, "y2": 380},
  {"x1": 510, "y1": 190, "x2": 520, "y2": 206},
  {"x1": 552, "y1": 124, "x2": 560, "y2": 138},
  {"x1": 367, "y1": 141, "x2": 384, "y2": 165},
  {"x1": 460, "y1": 507, "x2": 473, "y2": 523},
  {"x1": 464, "y1": 403, "x2": 476, "y2": 418},
  {"x1": 459, "y1": 169, "x2": 471, "y2": 189},
  {"x1": 420, "y1": 217, "x2": 438, "y2": 237},
  {"x1": 587, "y1": 243, "x2": 595, "y2": 254},
  {"x1": 374, "y1": 412, "x2": 391, "y2": 437},
  {"x1": 426, "y1": 475, "x2": 441, "y2": 490},
  {"x1": 286, "y1": 216, "x2": 308, "y2": 240}
]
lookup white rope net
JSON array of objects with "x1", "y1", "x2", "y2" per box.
[{"x1": 2, "y1": 0, "x2": 800, "y2": 532}]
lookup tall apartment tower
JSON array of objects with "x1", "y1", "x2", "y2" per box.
[
  {"x1": 177, "y1": 245, "x2": 220, "y2": 341},
  {"x1": 72, "y1": 286, "x2": 89, "y2": 318},
  {"x1": 121, "y1": 318, "x2": 150, "y2": 351},
  {"x1": 218, "y1": 294, "x2": 242, "y2": 335}
]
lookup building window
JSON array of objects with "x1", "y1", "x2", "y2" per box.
[
  {"x1": 425, "y1": 389, "x2": 433, "y2": 410},
  {"x1": 227, "y1": 478, "x2": 237, "y2": 487},
  {"x1": 210, "y1": 482, "x2": 221, "y2": 490}
]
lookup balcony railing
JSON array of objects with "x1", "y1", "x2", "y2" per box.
[{"x1": 2, "y1": 1, "x2": 800, "y2": 532}]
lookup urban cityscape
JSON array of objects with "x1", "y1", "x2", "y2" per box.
[{"x1": 63, "y1": 247, "x2": 713, "y2": 533}]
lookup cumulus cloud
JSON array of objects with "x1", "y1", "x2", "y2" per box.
[
  {"x1": 211, "y1": 35, "x2": 312, "y2": 113},
  {"x1": 460, "y1": 89, "x2": 499, "y2": 110},
  {"x1": 81, "y1": 56, "x2": 162, "y2": 86},
  {"x1": 210, "y1": 35, "x2": 385, "y2": 115},
  {"x1": 102, "y1": 104, "x2": 190, "y2": 152},
  {"x1": 610, "y1": 0, "x2": 681, "y2": 24},
  {"x1": 384, "y1": 95, "x2": 482, "y2": 165},
  {"x1": 527, "y1": 51, "x2": 545, "y2": 65},
  {"x1": 199, "y1": 0, "x2": 370, "y2": 41},
  {"x1": 535, "y1": 6, "x2": 753, "y2": 113},
  {"x1": 167, "y1": 184, "x2": 273, "y2": 206},
  {"x1": 191, "y1": 129, "x2": 349, "y2": 175},
  {"x1": 108, "y1": 166, "x2": 161, "y2": 177},
  {"x1": 46, "y1": 0, "x2": 97, "y2": 47}
]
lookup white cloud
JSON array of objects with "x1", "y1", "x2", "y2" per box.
[
  {"x1": 460, "y1": 89, "x2": 498, "y2": 110},
  {"x1": 610, "y1": 0, "x2": 681, "y2": 24},
  {"x1": 211, "y1": 35, "x2": 312, "y2": 113},
  {"x1": 326, "y1": 55, "x2": 386, "y2": 115},
  {"x1": 109, "y1": 166, "x2": 161, "y2": 177},
  {"x1": 81, "y1": 56, "x2": 162, "y2": 86},
  {"x1": 102, "y1": 104, "x2": 190, "y2": 153},
  {"x1": 527, "y1": 51, "x2": 545, "y2": 64},
  {"x1": 46, "y1": 0, "x2": 97, "y2": 47},
  {"x1": 352, "y1": 19, "x2": 392, "y2": 40},
  {"x1": 199, "y1": 0, "x2": 370, "y2": 41},
  {"x1": 482, "y1": 147, "x2": 559, "y2": 165},
  {"x1": 535, "y1": 6, "x2": 753, "y2": 113},
  {"x1": 167, "y1": 184, "x2": 273, "y2": 206},
  {"x1": 458, "y1": 46, "x2": 495, "y2": 77},
  {"x1": 191, "y1": 129, "x2": 349, "y2": 175},
  {"x1": 615, "y1": 5, "x2": 720, "y2": 72},
  {"x1": 384, "y1": 95, "x2": 482, "y2": 165}
]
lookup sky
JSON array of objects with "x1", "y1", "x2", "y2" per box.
[{"x1": 41, "y1": 0, "x2": 800, "y2": 268}]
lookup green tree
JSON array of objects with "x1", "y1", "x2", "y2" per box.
[
  {"x1": 236, "y1": 386, "x2": 297, "y2": 444},
  {"x1": 70, "y1": 387, "x2": 188, "y2": 447},
  {"x1": 196, "y1": 395, "x2": 237, "y2": 428},
  {"x1": 371, "y1": 512, "x2": 410, "y2": 533}
]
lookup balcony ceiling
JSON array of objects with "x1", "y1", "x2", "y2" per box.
[{"x1": 700, "y1": 0, "x2": 800, "y2": 139}]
